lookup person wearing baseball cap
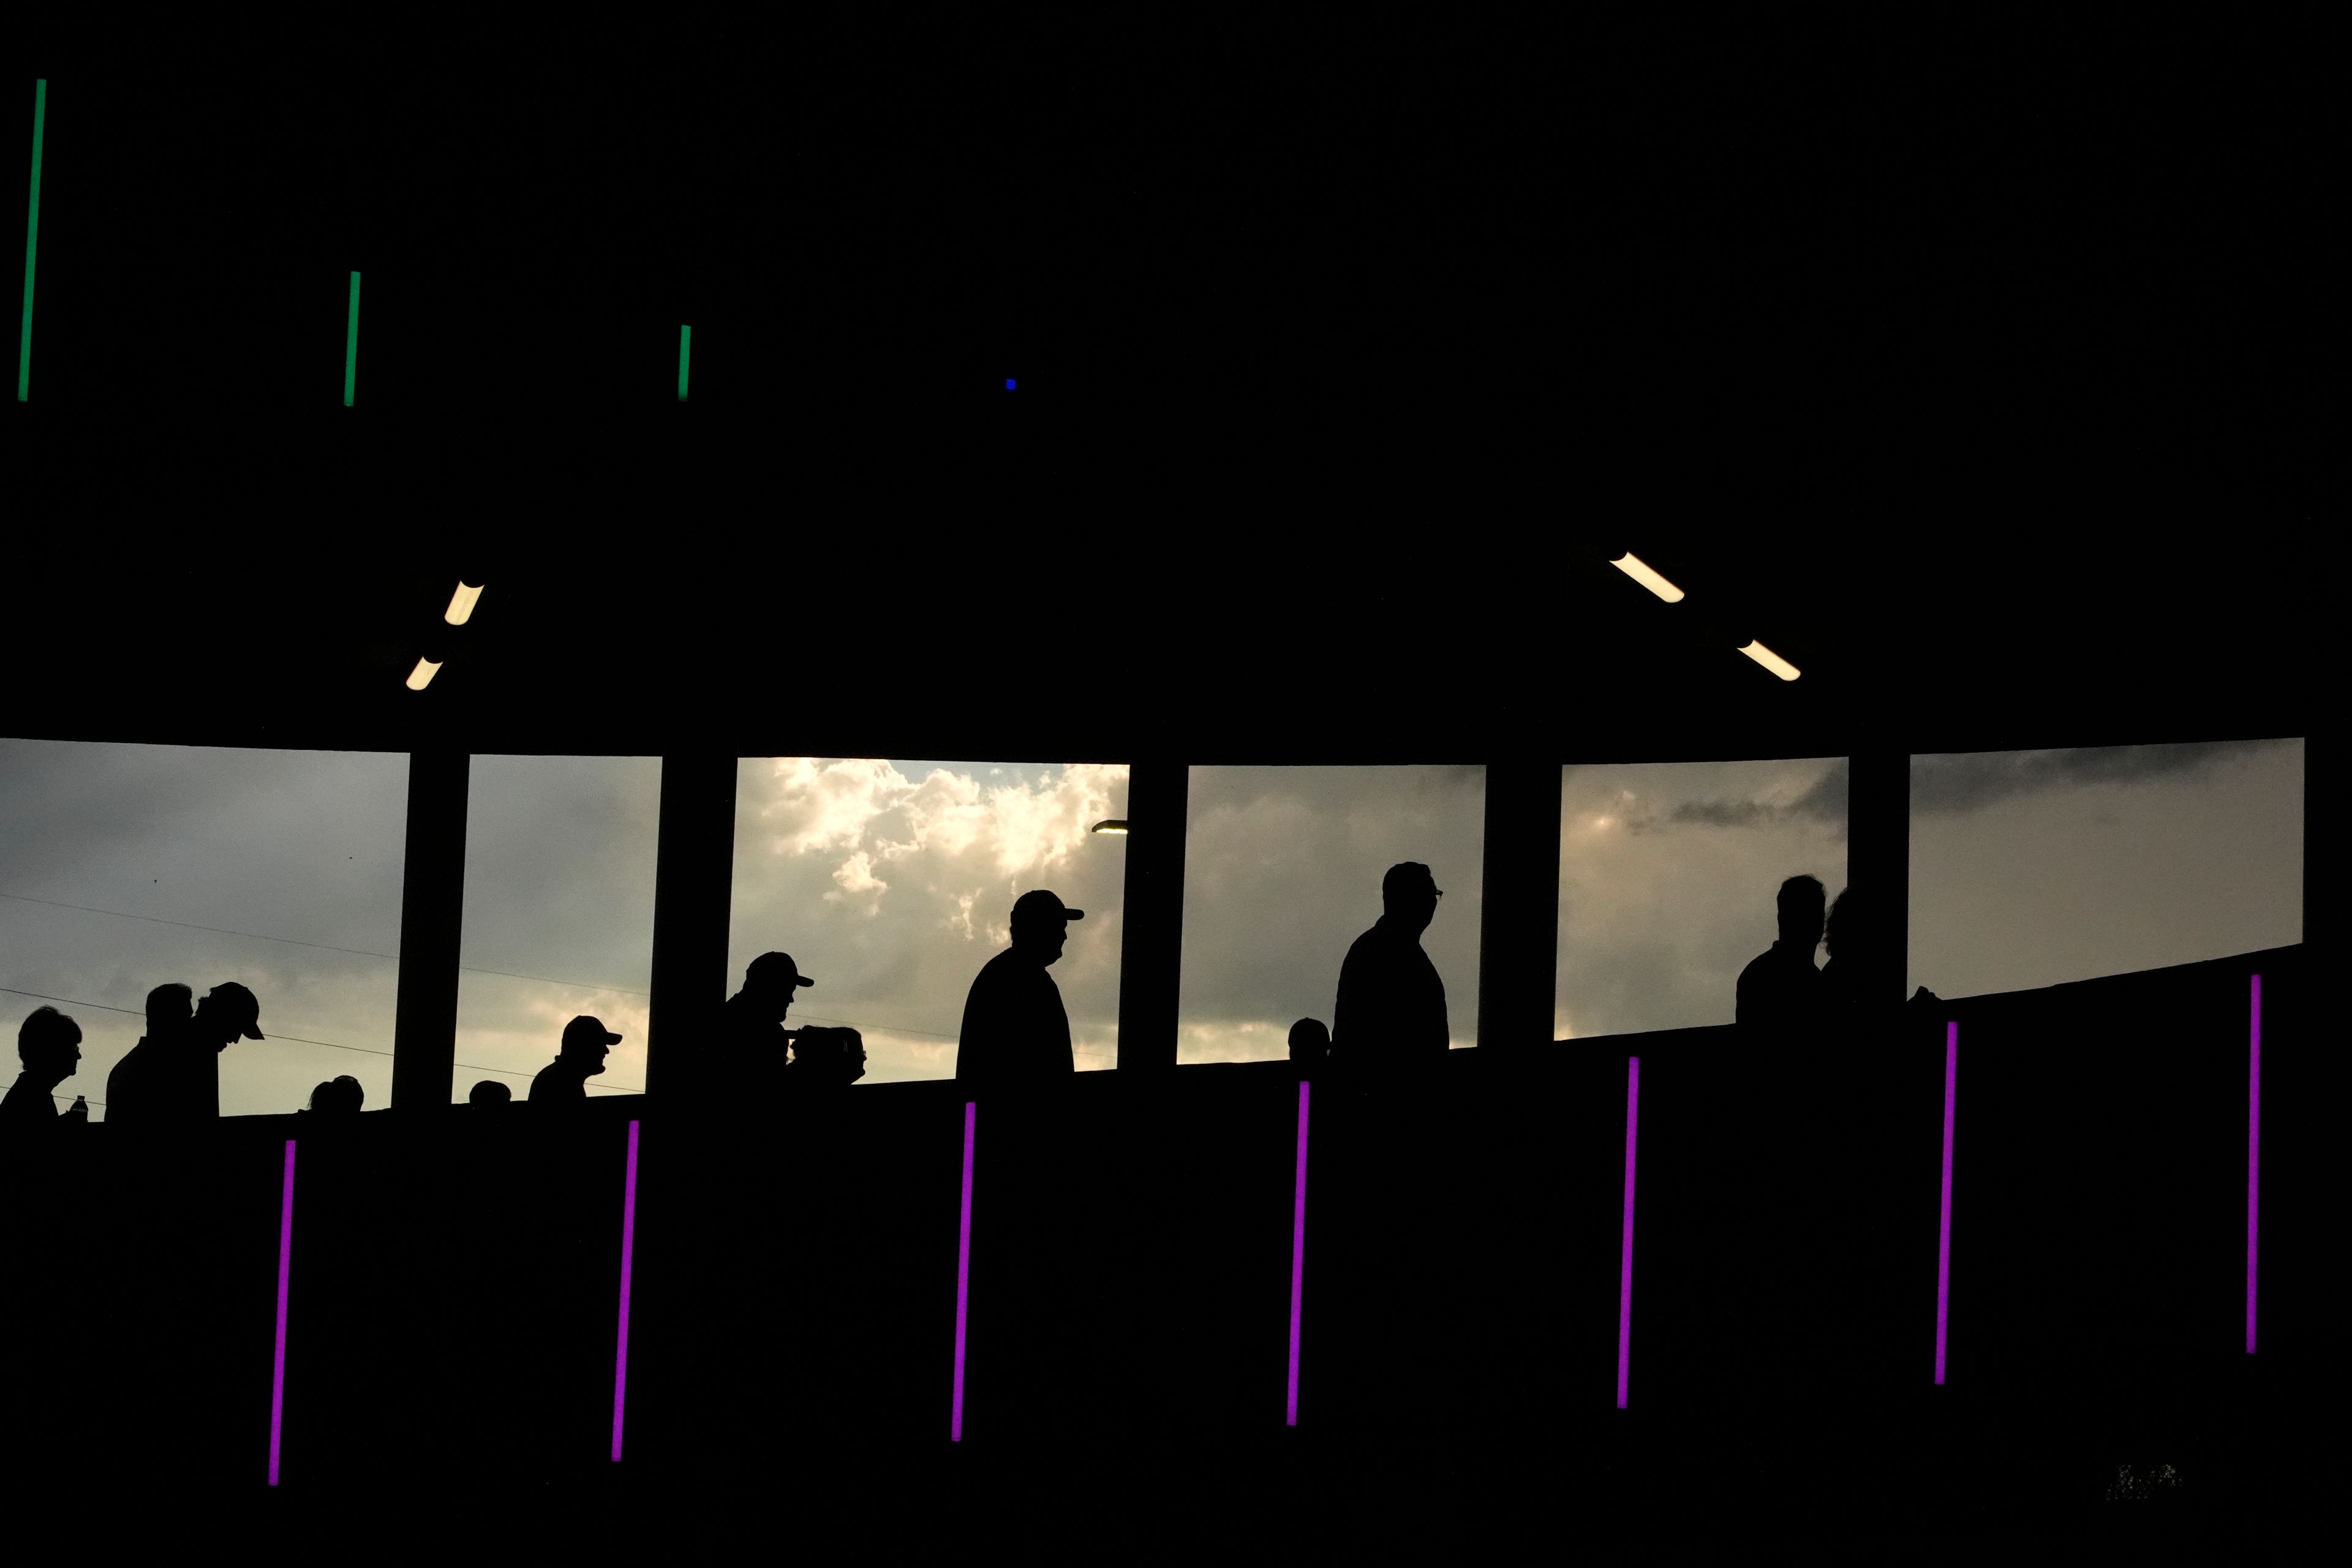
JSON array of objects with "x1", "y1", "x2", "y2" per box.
[
  {"x1": 1330, "y1": 862, "x2": 1452, "y2": 1069},
  {"x1": 718, "y1": 951, "x2": 819, "y2": 1099},
  {"x1": 955, "y1": 889, "x2": 1084, "y2": 1088},
  {"x1": 532, "y1": 1015, "x2": 621, "y2": 1102},
  {"x1": 168, "y1": 981, "x2": 267, "y2": 1122}
]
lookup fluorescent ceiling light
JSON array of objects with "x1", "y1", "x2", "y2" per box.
[
  {"x1": 1738, "y1": 641, "x2": 1800, "y2": 681},
  {"x1": 1611, "y1": 553, "x2": 1684, "y2": 603},
  {"x1": 405, "y1": 658, "x2": 442, "y2": 690},
  {"x1": 1090, "y1": 820, "x2": 1130, "y2": 835},
  {"x1": 445, "y1": 582, "x2": 484, "y2": 625}
]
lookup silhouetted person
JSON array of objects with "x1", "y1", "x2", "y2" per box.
[
  {"x1": 956, "y1": 889, "x2": 1084, "y2": 1087},
  {"x1": 179, "y1": 982, "x2": 265, "y2": 1121},
  {"x1": 1288, "y1": 1017, "x2": 1330, "y2": 1069},
  {"x1": 1331, "y1": 862, "x2": 1451, "y2": 1069},
  {"x1": 305, "y1": 1075, "x2": 364, "y2": 1115},
  {"x1": 1736, "y1": 875, "x2": 1827, "y2": 1036},
  {"x1": 532, "y1": 1016, "x2": 619, "y2": 1102},
  {"x1": 790, "y1": 1024, "x2": 867, "y2": 1085},
  {"x1": 720, "y1": 951, "x2": 818, "y2": 1097},
  {"x1": 1819, "y1": 886, "x2": 1943, "y2": 1024},
  {"x1": 2, "y1": 1006, "x2": 86, "y2": 1129},
  {"x1": 102, "y1": 982, "x2": 194, "y2": 1128},
  {"x1": 469, "y1": 1079, "x2": 513, "y2": 1106}
]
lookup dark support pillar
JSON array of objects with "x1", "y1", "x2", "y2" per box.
[
  {"x1": 1844, "y1": 750, "x2": 1912, "y2": 1007},
  {"x1": 391, "y1": 750, "x2": 469, "y2": 1109},
  {"x1": 1115, "y1": 761, "x2": 1188, "y2": 1072},
  {"x1": 1479, "y1": 761, "x2": 1564, "y2": 1049},
  {"x1": 646, "y1": 754, "x2": 739, "y2": 1099}
]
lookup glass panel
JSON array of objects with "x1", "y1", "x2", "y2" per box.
[
  {"x1": 1180, "y1": 765, "x2": 1485, "y2": 1063},
  {"x1": 453, "y1": 755, "x2": 662, "y2": 1101},
  {"x1": 1909, "y1": 739, "x2": 2303, "y2": 997},
  {"x1": 1555, "y1": 756, "x2": 1849, "y2": 1038},
  {"x1": 731, "y1": 758, "x2": 1129, "y2": 1080},
  {"x1": 0, "y1": 738, "x2": 409, "y2": 1118}
]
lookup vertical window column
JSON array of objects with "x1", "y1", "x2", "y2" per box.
[
  {"x1": 1845, "y1": 750, "x2": 1912, "y2": 1008},
  {"x1": 1477, "y1": 759, "x2": 1562, "y2": 1047},
  {"x1": 646, "y1": 755, "x2": 739, "y2": 1097},
  {"x1": 391, "y1": 751, "x2": 470, "y2": 1108},
  {"x1": 1116, "y1": 761, "x2": 1187, "y2": 1072}
]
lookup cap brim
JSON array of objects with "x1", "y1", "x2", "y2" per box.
[
  {"x1": 1063, "y1": 909, "x2": 1085, "y2": 920},
  {"x1": 796, "y1": 976, "x2": 815, "y2": 987},
  {"x1": 602, "y1": 1031, "x2": 622, "y2": 1045},
  {"x1": 243, "y1": 1027, "x2": 266, "y2": 1041}
]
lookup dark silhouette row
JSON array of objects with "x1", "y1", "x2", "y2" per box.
[{"x1": 4, "y1": 872, "x2": 1934, "y2": 1132}]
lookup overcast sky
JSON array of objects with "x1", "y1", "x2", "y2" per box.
[{"x1": 0, "y1": 737, "x2": 2302, "y2": 1118}]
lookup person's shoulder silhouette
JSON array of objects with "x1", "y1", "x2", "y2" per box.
[
  {"x1": 1738, "y1": 874, "x2": 1827, "y2": 1037},
  {"x1": 532, "y1": 1016, "x2": 620, "y2": 1102},
  {"x1": 1332, "y1": 862, "x2": 1449, "y2": 1068},
  {"x1": 956, "y1": 891, "x2": 1082, "y2": 1085},
  {"x1": 2, "y1": 1006, "x2": 85, "y2": 1131}
]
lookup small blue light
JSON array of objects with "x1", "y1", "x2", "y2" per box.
[{"x1": 1006, "y1": 379, "x2": 1016, "y2": 390}]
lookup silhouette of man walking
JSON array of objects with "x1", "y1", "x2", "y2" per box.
[
  {"x1": 1332, "y1": 862, "x2": 1451, "y2": 1068},
  {"x1": 956, "y1": 890, "x2": 1083, "y2": 1088},
  {"x1": 532, "y1": 1016, "x2": 620, "y2": 1102},
  {"x1": 101, "y1": 983, "x2": 192, "y2": 1128},
  {"x1": 1736, "y1": 875, "x2": 1827, "y2": 1038},
  {"x1": 720, "y1": 951, "x2": 817, "y2": 1098},
  {"x1": 2, "y1": 1006, "x2": 86, "y2": 1129}
]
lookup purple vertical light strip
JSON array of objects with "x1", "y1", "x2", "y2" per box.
[
  {"x1": 611, "y1": 1118, "x2": 641, "y2": 1461},
  {"x1": 1286, "y1": 1079, "x2": 1311, "y2": 1426},
  {"x1": 1934, "y1": 1020, "x2": 1958, "y2": 1385},
  {"x1": 268, "y1": 1139, "x2": 296, "y2": 1486},
  {"x1": 951, "y1": 1101, "x2": 976, "y2": 1441},
  {"x1": 1616, "y1": 1056, "x2": 1640, "y2": 1409},
  {"x1": 2247, "y1": 974, "x2": 2260, "y2": 1355}
]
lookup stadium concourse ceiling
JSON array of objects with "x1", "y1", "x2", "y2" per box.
[{"x1": 9, "y1": 530, "x2": 2318, "y2": 763}]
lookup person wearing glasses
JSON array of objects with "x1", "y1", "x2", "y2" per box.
[{"x1": 1331, "y1": 862, "x2": 1452, "y2": 1068}]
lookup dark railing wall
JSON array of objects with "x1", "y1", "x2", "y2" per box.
[{"x1": 0, "y1": 944, "x2": 2299, "y2": 1498}]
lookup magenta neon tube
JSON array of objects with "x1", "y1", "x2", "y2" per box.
[
  {"x1": 2247, "y1": 973, "x2": 2260, "y2": 1355},
  {"x1": 611, "y1": 1118, "x2": 641, "y2": 1461},
  {"x1": 951, "y1": 1101, "x2": 976, "y2": 1441},
  {"x1": 1617, "y1": 1056, "x2": 1639, "y2": 1409},
  {"x1": 1287, "y1": 1079, "x2": 1311, "y2": 1426},
  {"x1": 1934, "y1": 1020, "x2": 1957, "y2": 1385},
  {"x1": 268, "y1": 1138, "x2": 296, "y2": 1485}
]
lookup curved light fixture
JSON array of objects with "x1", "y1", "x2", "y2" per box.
[
  {"x1": 445, "y1": 581, "x2": 485, "y2": 625},
  {"x1": 1610, "y1": 552, "x2": 1684, "y2": 603},
  {"x1": 1738, "y1": 641, "x2": 1801, "y2": 681},
  {"x1": 1090, "y1": 820, "x2": 1130, "y2": 835},
  {"x1": 404, "y1": 658, "x2": 442, "y2": 690}
]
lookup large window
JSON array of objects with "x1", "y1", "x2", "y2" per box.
[
  {"x1": 0, "y1": 738, "x2": 410, "y2": 1118},
  {"x1": 731, "y1": 758, "x2": 1128, "y2": 1079},
  {"x1": 1555, "y1": 756, "x2": 1849, "y2": 1038},
  {"x1": 1180, "y1": 765, "x2": 1485, "y2": 1063},
  {"x1": 1908, "y1": 739, "x2": 2303, "y2": 998},
  {"x1": 453, "y1": 755, "x2": 662, "y2": 1101}
]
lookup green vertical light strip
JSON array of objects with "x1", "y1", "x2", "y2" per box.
[
  {"x1": 18, "y1": 78, "x2": 45, "y2": 402},
  {"x1": 343, "y1": 271, "x2": 360, "y2": 406},
  {"x1": 678, "y1": 323, "x2": 690, "y2": 402}
]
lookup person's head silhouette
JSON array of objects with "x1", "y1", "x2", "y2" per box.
[
  {"x1": 1382, "y1": 862, "x2": 1442, "y2": 937},
  {"x1": 1777, "y1": 875, "x2": 1826, "y2": 954},
  {"x1": 1288, "y1": 1017, "x2": 1330, "y2": 1065},
  {"x1": 193, "y1": 982, "x2": 266, "y2": 1052},
  {"x1": 469, "y1": 1079, "x2": 513, "y2": 1106},
  {"x1": 1009, "y1": 890, "x2": 1084, "y2": 967},
  {"x1": 18, "y1": 1005, "x2": 82, "y2": 1084},
  {"x1": 559, "y1": 1016, "x2": 619, "y2": 1078},
  {"x1": 145, "y1": 982, "x2": 193, "y2": 1038},
  {"x1": 1825, "y1": 886, "x2": 1852, "y2": 960},
  {"x1": 306, "y1": 1076, "x2": 363, "y2": 1115},
  {"x1": 744, "y1": 951, "x2": 816, "y2": 1023}
]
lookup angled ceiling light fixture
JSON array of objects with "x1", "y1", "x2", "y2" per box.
[
  {"x1": 405, "y1": 658, "x2": 442, "y2": 691},
  {"x1": 445, "y1": 582, "x2": 485, "y2": 625},
  {"x1": 1610, "y1": 552, "x2": 1684, "y2": 603},
  {"x1": 1090, "y1": 820, "x2": 1131, "y2": 835},
  {"x1": 1738, "y1": 641, "x2": 1801, "y2": 681}
]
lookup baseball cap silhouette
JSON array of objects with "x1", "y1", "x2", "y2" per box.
[
  {"x1": 563, "y1": 1016, "x2": 622, "y2": 1052},
  {"x1": 207, "y1": 981, "x2": 266, "y2": 1039},
  {"x1": 748, "y1": 951, "x2": 817, "y2": 989},
  {"x1": 1012, "y1": 889, "x2": 1084, "y2": 921}
]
